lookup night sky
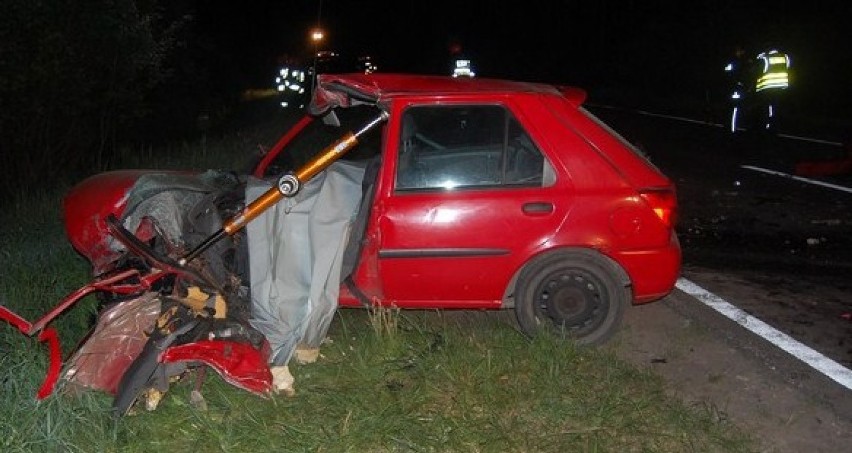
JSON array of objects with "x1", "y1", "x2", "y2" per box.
[{"x1": 194, "y1": 0, "x2": 850, "y2": 114}]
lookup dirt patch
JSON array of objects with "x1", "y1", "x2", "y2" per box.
[{"x1": 610, "y1": 291, "x2": 852, "y2": 453}]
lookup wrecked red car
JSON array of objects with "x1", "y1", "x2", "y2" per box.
[{"x1": 1, "y1": 74, "x2": 680, "y2": 415}]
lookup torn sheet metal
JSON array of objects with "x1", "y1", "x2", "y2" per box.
[
  {"x1": 117, "y1": 170, "x2": 241, "y2": 251},
  {"x1": 161, "y1": 340, "x2": 272, "y2": 396}
]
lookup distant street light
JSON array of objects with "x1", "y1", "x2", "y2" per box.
[
  {"x1": 309, "y1": 0, "x2": 325, "y2": 91},
  {"x1": 310, "y1": 28, "x2": 325, "y2": 89}
]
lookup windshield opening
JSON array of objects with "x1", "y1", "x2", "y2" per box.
[{"x1": 262, "y1": 105, "x2": 383, "y2": 178}]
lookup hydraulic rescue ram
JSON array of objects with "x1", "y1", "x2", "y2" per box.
[
  {"x1": 0, "y1": 110, "x2": 388, "y2": 400},
  {"x1": 180, "y1": 111, "x2": 388, "y2": 264}
]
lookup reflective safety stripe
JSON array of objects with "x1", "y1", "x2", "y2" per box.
[
  {"x1": 756, "y1": 72, "x2": 789, "y2": 91},
  {"x1": 756, "y1": 50, "x2": 790, "y2": 92},
  {"x1": 768, "y1": 55, "x2": 788, "y2": 65}
]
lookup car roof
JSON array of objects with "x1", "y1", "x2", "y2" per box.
[{"x1": 310, "y1": 73, "x2": 586, "y2": 114}]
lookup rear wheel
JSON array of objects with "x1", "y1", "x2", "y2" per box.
[{"x1": 514, "y1": 249, "x2": 630, "y2": 346}]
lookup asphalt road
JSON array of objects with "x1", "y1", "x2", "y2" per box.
[{"x1": 588, "y1": 105, "x2": 852, "y2": 451}]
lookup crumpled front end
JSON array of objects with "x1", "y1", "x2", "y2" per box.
[
  {"x1": 58, "y1": 169, "x2": 274, "y2": 413},
  {"x1": 62, "y1": 169, "x2": 243, "y2": 276},
  {"x1": 6, "y1": 88, "x2": 386, "y2": 411},
  {"x1": 63, "y1": 289, "x2": 273, "y2": 407}
]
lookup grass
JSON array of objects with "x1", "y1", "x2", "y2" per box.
[{"x1": 0, "y1": 106, "x2": 758, "y2": 452}]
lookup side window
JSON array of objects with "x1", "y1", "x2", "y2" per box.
[{"x1": 396, "y1": 105, "x2": 553, "y2": 190}]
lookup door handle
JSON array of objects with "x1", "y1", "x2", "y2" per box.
[{"x1": 522, "y1": 202, "x2": 554, "y2": 215}]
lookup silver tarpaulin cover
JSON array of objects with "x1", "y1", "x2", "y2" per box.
[{"x1": 247, "y1": 161, "x2": 365, "y2": 366}]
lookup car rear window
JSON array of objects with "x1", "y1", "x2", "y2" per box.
[{"x1": 578, "y1": 107, "x2": 663, "y2": 173}]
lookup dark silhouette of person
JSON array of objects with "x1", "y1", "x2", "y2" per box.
[{"x1": 724, "y1": 45, "x2": 755, "y2": 133}]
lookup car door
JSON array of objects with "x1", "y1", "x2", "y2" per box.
[{"x1": 374, "y1": 101, "x2": 570, "y2": 307}]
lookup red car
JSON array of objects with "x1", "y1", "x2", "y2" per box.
[{"x1": 3, "y1": 74, "x2": 680, "y2": 413}]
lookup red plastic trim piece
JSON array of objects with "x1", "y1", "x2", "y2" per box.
[
  {"x1": 0, "y1": 306, "x2": 63, "y2": 400},
  {"x1": 161, "y1": 340, "x2": 272, "y2": 396},
  {"x1": 0, "y1": 305, "x2": 31, "y2": 333},
  {"x1": 36, "y1": 327, "x2": 62, "y2": 399}
]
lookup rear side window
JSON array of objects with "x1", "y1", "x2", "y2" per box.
[{"x1": 396, "y1": 105, "x2": 554, "y2": 190}]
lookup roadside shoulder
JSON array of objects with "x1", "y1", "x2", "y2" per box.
[{"x1": 610, "y1": 290, "x2": 852, "y2": 452}]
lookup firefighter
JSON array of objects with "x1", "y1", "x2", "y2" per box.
[
  {"x1": 754, "y1": 49, "x2": 791, "y2": 132},
  {"x1": 274, "y1": 59, "x2": 309, "y2": 109}
]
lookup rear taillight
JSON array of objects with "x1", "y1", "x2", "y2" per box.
[{"x1": 639, "y1": 188, "x2": 678, "y2": 228}]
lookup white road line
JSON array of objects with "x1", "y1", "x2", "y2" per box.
[
  {"x1": 776, "y1": 133, "x2": 843, "y2": 147},
  {"x1": 589, "y1": 104, "x2": 844, "y2": 146},
  {"x1": 741, "y1": 165, "x2": 852, "y2": 194},
  {"x1": 633, "y1": 109, "x2": 718, "y2": 127},
  {"x1": 676, "y1": 277, "x2": 852, "y2": 391},
  {"x1": 590, "y1": 104, "x2": 722, "y2": 127}
]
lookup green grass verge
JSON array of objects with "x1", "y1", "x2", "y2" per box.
[{"x1": 0, "y1": 111, "x2": 757, "y2": 452}]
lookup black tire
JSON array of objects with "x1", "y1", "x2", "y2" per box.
[{"x1": 514, "y1": 249, "x2": 630, "y2": 346}]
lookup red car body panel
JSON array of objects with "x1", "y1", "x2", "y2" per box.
[
  {"x1": 161, "y1": 340, "x2": 272, "y2": 396},
  {"x1": 62, "y1": 169, "x2": 187, "y2": 272},
  {"x1": 65, "y1": 73, "x2": 680, "y2": 311}
]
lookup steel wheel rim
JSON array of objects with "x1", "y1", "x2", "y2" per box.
[{"x1": 533, "y1": 269, "x2": 609, "y2": 335}]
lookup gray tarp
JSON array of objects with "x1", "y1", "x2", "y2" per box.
[{"x1": 247, "y1": 161, "x2": 366, "y2": 366}]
